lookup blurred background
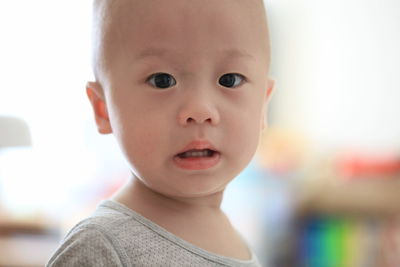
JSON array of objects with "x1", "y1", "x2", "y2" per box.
[{"x1": 0, "y1": 0, "x2": 399, "y2": 266}]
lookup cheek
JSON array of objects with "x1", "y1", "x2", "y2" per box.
[
  {"x1": 234, "y1": 91, "x2": 265, "y2": 131},
  {"x1": 123, "y1": 118, "x2": 166, "y2": 158},
  {"x1": 225, "y1": 100, "x2": 264, "y2": 159},
  {"x1": 116, "y1": 118, "x2": 170, "y2": 180},
  {"x1": 107, "y1": 97, "x2": 168, "y2": 164},
  {"x1": 237, "y1": 116, "x2": 263, "y2": 148}
]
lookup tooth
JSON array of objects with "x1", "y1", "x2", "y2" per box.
[{"x1": 181, "y1": 150, "x2": 210, "y2": 158}]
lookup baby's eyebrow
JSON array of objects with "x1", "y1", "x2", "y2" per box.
[{"x1": 133, "y1": 48, "x2": 255, "y2": 61}]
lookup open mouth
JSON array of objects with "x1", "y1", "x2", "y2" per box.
[
  {"x1": 176, "y1": 149, "x2": 217, "y2": 158},
  {"x1": 173, "y1": 149, "x2": 221, "y2": 170}
]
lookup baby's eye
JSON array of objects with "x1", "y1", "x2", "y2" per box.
[
  {"x1": 218, "y1": 73, "x2": 245, "y2": 88},
  {"x1": 147, "y1": 73, "x2": 177, "y2": 89}
]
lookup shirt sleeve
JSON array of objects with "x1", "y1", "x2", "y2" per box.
[{"x1": 46, "y1": 225, "x2": 125, "y2": 267}]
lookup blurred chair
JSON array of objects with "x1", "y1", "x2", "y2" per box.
[{"x1": 0, "y1": 115, "x2": 31, "y2": 148}]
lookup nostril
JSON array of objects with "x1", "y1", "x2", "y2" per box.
[
  {"x1": 185, "y1": 117, "x2": 211, "y2": 124},
  {"x1": 186, "y1": 117, "x2": 213, "y2": 124},
  {"x1": 178, "y1": 109, "x2": 219, "y2": 126}
]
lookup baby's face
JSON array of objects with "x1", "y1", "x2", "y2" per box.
[{"x1": 91, "y1": 0, "x2": 273, "y2": 198}]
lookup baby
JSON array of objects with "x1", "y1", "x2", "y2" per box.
[{"x1": 48, "y1": 0, "x2": 273, "y2": 266}]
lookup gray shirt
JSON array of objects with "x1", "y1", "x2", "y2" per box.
[{"x1": 47, "y1": 200, "x2": 261, "y2": 267}]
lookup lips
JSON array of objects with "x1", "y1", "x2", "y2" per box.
[{"x1": 173, "y1": 140, "x2": 221, "y2": 170}]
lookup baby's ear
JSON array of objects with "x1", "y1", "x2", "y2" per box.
[
  {"x1": 261, "y1": 78, "x2": 275, "y2": 131},
  {"x1": 86, "y1": 82, "x2": 112, "y2": 134},
  {"x1": 265, "y1": 78, "x2": 275, "y2": 103}
]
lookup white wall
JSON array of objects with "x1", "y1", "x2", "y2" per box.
[
  {"x1": 267, "y1": 0, "x2": 400, "y2": 152},
  {"x1": 0, "y1": 0, "x2": 93, "y2": 149}
]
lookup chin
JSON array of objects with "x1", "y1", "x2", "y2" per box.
[{"x1": 173, "y1": 182, "x2": 229, "y2": 199}]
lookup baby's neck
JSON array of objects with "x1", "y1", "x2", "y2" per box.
[{"x1": 112, "y1": 178, "x2": 251, "y2": 260}]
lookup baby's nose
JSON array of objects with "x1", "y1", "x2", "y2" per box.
[{"x1": 177, "y1": 92, "x2": 220, "y2": 126}]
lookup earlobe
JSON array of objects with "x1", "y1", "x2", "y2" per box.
[{"x1": 86, "y1": 82, "x2": 112, "y2": 134}]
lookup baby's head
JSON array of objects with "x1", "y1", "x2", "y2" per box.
[{"x1": 87, "y1": 0, "x2": 274, "y2": 199}]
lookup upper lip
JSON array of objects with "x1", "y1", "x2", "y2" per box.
[{"x1": 176, "y1": 140, "x2": 218, "y2": 155}]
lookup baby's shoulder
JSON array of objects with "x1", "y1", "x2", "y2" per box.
[
  {"x1": 46, "y1": 200, "x2": 151, "y2": 267},
  {"x1": 68, "y1": 200, "x2": 154, "y2": 246}
]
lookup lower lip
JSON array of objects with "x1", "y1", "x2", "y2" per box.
[{"x1": 173, "y1": 153, "x2": 221, "y2": 170}]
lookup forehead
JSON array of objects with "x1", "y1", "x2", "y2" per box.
[{"x1": 93, "y1": 0, "x2": 269, "y2": 75}]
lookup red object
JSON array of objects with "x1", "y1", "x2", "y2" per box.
[{"x1": 337, "y1": 152, "x2": 400, "y2": 178}]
